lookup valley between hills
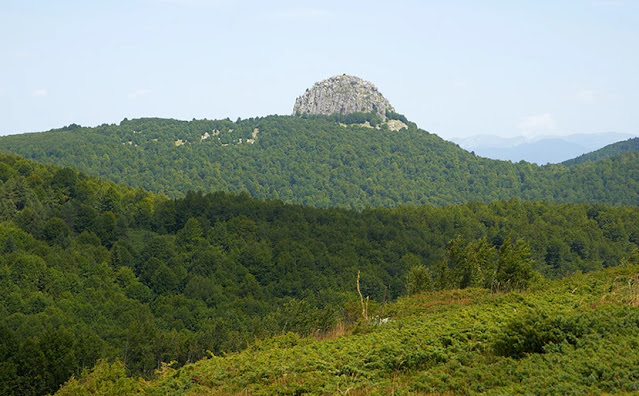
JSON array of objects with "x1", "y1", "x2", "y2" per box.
[{"x1": 1, "y1": 75, "x2": 638, "y2": 395}]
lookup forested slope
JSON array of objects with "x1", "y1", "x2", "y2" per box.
[
  {"x1": 1, "y1": 115, "x2": 638, "y2": 208},
  {"x1": 57, "y1": 263, "x2": 639, "y2": 395},
  {"x1": 2, "y1": 153, "x2": 639, "y2": 395},
  {"x1": 562, "y1": 137, "x2": 639, "y2": 166}
]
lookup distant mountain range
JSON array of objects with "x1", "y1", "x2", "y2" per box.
[
  {"x1": 562, "y1": 137, "x2": 639, "y2": 166},
  {"x1": 1, "y1": 74, "x2": 638, "y2": 208},
  {"x1": 452, "y1": 132, "x2": 637, "y2": 164}
]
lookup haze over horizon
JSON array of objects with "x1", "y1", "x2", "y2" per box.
[{"x1": 2, "y1": 0, "x2": 638, "y2": 139}]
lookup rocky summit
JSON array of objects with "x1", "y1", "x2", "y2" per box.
[{"x1": 293, "y1": 75, "x2": 395, "y2": 119}]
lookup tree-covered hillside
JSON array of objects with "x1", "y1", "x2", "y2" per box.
[
  {"x1": 2, "y1": 153, "x2": 639, "y2": 395},
  {"x1": 562, "y1": 137, "x2": 639, "y2": 166},
  {"x1": 57, "y1": 263, "x2": 639, "y2": 395},
  {"x1": 1, "y1": 115, "x2": 639, "y2": 208}
]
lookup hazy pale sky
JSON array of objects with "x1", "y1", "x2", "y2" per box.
[{"x1": 2, "y1": 0, "x2": 638, "y2": 139}]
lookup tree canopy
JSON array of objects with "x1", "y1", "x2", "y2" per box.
[
  {"x1": 1, "y1": 153, "x2": 639, "y2": 394},
  {"x1": 1, "y1": 116, "x2": 638, "y2": 209}
]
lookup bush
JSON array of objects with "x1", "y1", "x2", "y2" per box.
[{"x1": 493, "y1": 311, "x2": 587, "y2": 358}]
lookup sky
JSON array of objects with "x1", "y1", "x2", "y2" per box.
[{"x1": 1, "y1": 0, "x2": 638, "y2": 139}]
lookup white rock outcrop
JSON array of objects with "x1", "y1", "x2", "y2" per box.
[{"x1": 293, "y1": 75, "x2": 394, "y2": 119}]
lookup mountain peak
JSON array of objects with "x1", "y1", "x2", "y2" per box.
[{"x1": 293, "y1": 75, "x2": 395, "y2": 119}]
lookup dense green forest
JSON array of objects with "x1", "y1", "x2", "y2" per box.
[
  {"x1": 1, "y1": 115, "x2": 639, "y2": 208},
  {"x1": 562, "y1": 137, "x2": 639, "y2": 166},
  {"x1": 2, "y1": 153, "x2": 639, "y2": 395},
  {"x1": 57, "y1": 263, "x2": 639, "y2": 395}
]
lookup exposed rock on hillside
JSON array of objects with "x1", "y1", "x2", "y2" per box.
[{"x1": 293, "y1": 75, "x2": 394, "y2": 119}]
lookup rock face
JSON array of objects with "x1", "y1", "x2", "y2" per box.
[{"x1": 293, "y1": 75, "x2": 395, "y2": 119}]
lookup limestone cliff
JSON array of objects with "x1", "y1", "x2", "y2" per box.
[{"x1": 293, "y1": 75, "x2": 394, "y2": 119}]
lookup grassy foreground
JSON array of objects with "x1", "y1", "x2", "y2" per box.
[{"x1": 57, "y1": 264, "x2": 639, "y2": 395}]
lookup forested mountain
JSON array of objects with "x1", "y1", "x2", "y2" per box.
[
  {"x1": 2, "y1": 153, "x2": 639, "y2": 395},
  {"x1": 562, "y1": 137, "x2": 639, "y2": 166},
  {"x1": 462, "y1": 137, "x2": 586, "y2": 164},
  {"x1": 1, "y1": 115, "x2": 639, "y2": 208},
  {"x1": 453, "y1": 132, "x2": 636, "y2": 164},
  {"x1": 57, "y1": 263, "x2": 639, "y2": 395}
]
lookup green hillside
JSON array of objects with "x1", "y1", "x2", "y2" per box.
[
  {"x1": 2, "y1": 153, "x2": 639, "y2": 395},
  {"x1": 57, "y1": 263, "x2": 639, "y2": 395},
  {"x1": 562, "y1": 137, "x2": 639, "y2": 166},
  {"x1": 1, "y1": 115, "x2": 639, "y2": 208}
]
